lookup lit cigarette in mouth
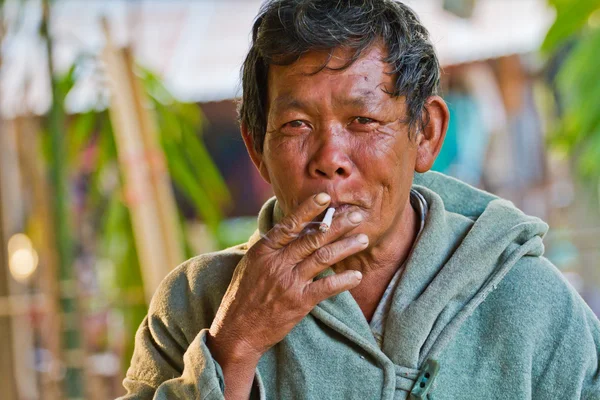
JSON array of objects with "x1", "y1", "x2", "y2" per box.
[{"x1": 319, "y1": 207, "x2": 336, "y2": 233}]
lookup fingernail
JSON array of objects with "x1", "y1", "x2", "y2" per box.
[
  {"x1": 356, "y1": 234, "x2": 369, "y2": 244},
  {"x1": 348, "y1": 212, "x2": 363, "y2": 224},
  {"x1": 353, "y1": 271, "x2": 363, "y2": 280},
  {"x1": 315, "y1": 193, "x2": 331, "y2": 206}
]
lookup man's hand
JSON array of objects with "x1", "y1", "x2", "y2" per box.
[{"x1": 206, "y1": 193, "x2": 367, "y2": 398}]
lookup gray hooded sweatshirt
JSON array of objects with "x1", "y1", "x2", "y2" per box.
[{"x1": 120, "y1": 172, "x2": 600, "y2": 399}]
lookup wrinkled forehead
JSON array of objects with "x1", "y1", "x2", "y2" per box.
[{"x1": 266, "y1": 44, "x2": 397, "y2": 114}]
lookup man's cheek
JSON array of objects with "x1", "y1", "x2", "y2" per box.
[{"x1": 266, "y1": 133, "x2": 308, "y2": 153}]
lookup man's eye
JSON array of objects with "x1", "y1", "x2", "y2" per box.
[
  {"x1": 285, "y1": 120, "x2": 306, "y2": 128},
  {"x1": 353, "y1": 117, "x2": 375, "y2": 125}
]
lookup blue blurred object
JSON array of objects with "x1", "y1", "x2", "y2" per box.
[{"x1": 432, "y1": 92, "x2": 489, "y2": 186}]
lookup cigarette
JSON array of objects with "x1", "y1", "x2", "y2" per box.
[{"x1": 319, "y1": 207, "x2": 336, "y2": 233}]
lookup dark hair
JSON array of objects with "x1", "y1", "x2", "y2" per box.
[{"x1": 239, "y1": 0, "x2": 441, "y2": 153}]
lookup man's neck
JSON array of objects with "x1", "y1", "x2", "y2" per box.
[{"x1": 333, "y1": 195, "x2": 420, "y2": 321}]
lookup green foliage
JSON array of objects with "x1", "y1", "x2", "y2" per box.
[
  {"x1": 544, "y1": 0, "x2": 600, "y2": 185},
  {"x1": 542, "y1": 0, "x2": 600, "y2": 52},
  {"x1": 139, "y1": 67, "x2": 231, "y2": 232}
]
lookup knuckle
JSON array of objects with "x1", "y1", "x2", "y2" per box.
[
  {"x1": 278, "y1": 217, "x2": 298, "y2": 238},
  {"x1": 314, "y1": 246, "x2": 333, "y2": 265},
  {"x1": 267, "y1": 220, "x2": 297, "y2": 249},
  {"x1": 304, "y1": 233, "x2": 321, "y2": 251},
  {"x1": 275, "y1": 228, "x2": 291, "y2": 243},
  {"x1": 323, "y1": 277, "x2": 338, "y2": 294}
]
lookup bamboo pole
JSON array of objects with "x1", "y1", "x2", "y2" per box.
[
  {"x1": 101, "y1": 19, "x2": 184, "y2": 303},
  {"x1": 0, "y1": 123, "x2": 19, "y2": 400},
  {"x1": 41, "y1": 1, "x2": 85, "y2": 398},
  {"x1": 15, "y1": 116, "x2": 63, "y2": 400},
  {"x1": 0, "y1": 6, "x2": 34, "y2": 398},
  {"x1": 124, "y1": 48, "x2": 185, "y2": 283},
  {"x1": 0, "y1": 119, "x2": 40, "y2": 400}
]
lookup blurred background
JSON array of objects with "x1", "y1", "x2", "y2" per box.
[{"x1": 0, "y1": 0, "x2": 599, "y2": 398}]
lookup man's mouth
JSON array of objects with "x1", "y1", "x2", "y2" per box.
[
  {"x1": 314, "y1": 202, "x2": 359, "y2": 222},
  {"x1": 331, "y1": 203, "x2": 356, "y2": 214}
]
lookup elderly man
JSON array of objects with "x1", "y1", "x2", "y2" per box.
[{"x1": 121, "y1": 0, "x2": 600, "y2": 399}]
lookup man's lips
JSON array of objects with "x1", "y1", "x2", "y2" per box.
[
  {"x1": 330, "y1": 203, "x2": 357, "y2": 213},
  {"x1": 314, "y1": 202, "x2": 360, "y2": 222}
]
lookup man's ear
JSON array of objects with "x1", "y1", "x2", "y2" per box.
[
  {"x1": 414, "y1": 95, "x2": 449, "y2": 173},
  {"x1": 241, "y1": 123, "x2": 271, "y2": 184}
]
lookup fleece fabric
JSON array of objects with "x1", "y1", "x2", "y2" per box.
[{"x1": 119, "y1": 171, "x2": 600, "y2": 399}]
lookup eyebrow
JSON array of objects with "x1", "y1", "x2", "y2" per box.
[
  {"x1": 338, "y1": 90, "x2": 379, "y2": 109},
  {"x1": 270, "y1": 89, "x2": 382, "y2": 115},
  {"x1": 270, "y1": 93, "x2": 309, "y2": 114}
]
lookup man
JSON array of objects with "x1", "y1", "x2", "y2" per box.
[{"x1": 120, "y1": 1, "x2": 600, "y2": 399}]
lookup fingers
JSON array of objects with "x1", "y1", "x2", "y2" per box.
[
  {"x1": 263, "y1": 193, "x2": 331, "y2": 249},
  {"x1": 285, "y1": 209, "x2": 364, "y2": 263},
  {"x1": 295, "y1": 234, "x2": 369, "y2": 280},
  {"x1": 305, "y1": 270, "x2": 363, "y2": 305}
]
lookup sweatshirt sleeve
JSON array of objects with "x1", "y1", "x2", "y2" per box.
[
  {"x1": 581, "y1": 307, "x2": 600, "y2": 400},
  {"x1": 117, "y1": 250, "x2": 265, "y2": 399},
  {"x1": 540, "y1": 290, "x2": 600, "y2": 400},
  {"x1": 119, "y1": 322, "x2": 226, "y2": 399},
  {"x1": 522, "y1": 258, "x2": 600, "y2": 399}
]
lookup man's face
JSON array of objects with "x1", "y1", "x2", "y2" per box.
[{"x1": 257, "y1": 44, "x2": 421, "y2": 243}]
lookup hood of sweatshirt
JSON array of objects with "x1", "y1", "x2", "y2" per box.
[{"x1": 253, "y1": 171, "x2": 549, "y2": 370}]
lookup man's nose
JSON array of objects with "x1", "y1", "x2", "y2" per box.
[{"x1": 307, "y1": 135, "x2": 353, "y2": 180}]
